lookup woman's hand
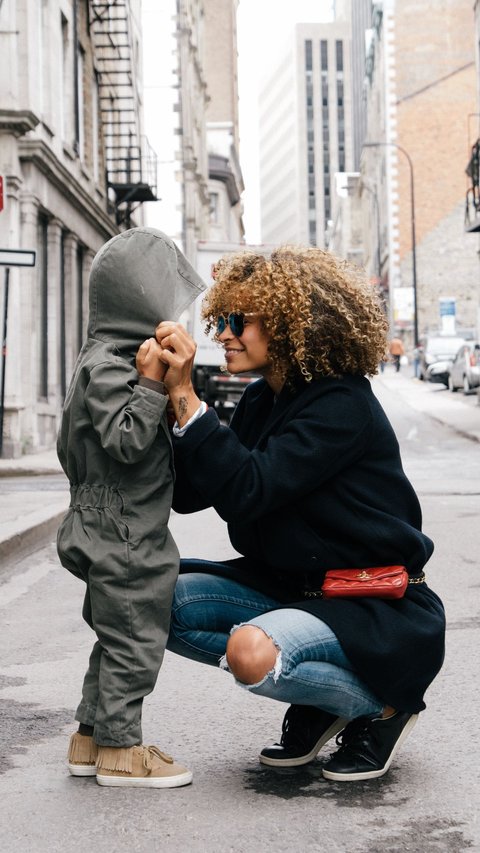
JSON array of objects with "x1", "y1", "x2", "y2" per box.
[
  {"x1": 136, "y1": 338, "x2": 167, "y2": 383},
  {"x1": 155, "y1": 321, "x2": 202, "y2": 427}
]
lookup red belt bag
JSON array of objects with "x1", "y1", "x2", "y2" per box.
[{"x1": 321, "y1": 565, "x2": 409, "y2": 600}]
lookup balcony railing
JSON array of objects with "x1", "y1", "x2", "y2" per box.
[{"x1": 465, "y1": 138, "x2": 480, "y2": 233}]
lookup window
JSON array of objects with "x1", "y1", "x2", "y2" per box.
[
  {"x1": 305, "y1": 40, "x2": 312, "y2": 71},
  {"x1": 76, "y1": 245, "x2": 84, "y2": 354},
  {"x1": 336, "y1": 40, "x2": 343, "y2": 72},
  {"x1": 209, "y1": 193, "x2": 219, "y2": 223},
  {"x1": 38, "y1": 215, "x2": 49, "y2": 400},
  {"x1": 92, "y1": 76, "x2": 100, "y2": 182},
  {"x1": 60, "y1": 14, "x2": 69, "y2": 141},
  {"x1": 76, "y1": 45, "x2": 85, "y2": 158},
  {"x1": 321, "y1": 40, "x2": 328, "y2": 71},
  {"x1": 60, "y1": 232, "x2": 67, "y2": 400}
]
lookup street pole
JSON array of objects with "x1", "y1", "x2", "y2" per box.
[{"x1": 363, "y1": 141, "x2": 419, "y2": 345}]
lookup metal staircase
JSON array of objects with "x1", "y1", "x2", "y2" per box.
[{"x1": 89, "y1": 0, "x2": 157, "y2": 224}]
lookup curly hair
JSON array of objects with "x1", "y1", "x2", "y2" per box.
[{"x1": 202, "y1": 246, "x2": 389, "y2": 383}]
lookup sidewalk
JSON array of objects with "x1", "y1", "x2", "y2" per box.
[
  {"x1": 0, "y1": 372, "x2": 478, "y2": 568},
  {"x1": 372, "y1": 369, "x2": 480, "y2": 443},
  {"x1": 0, "y1": 449, "x2": 68, "y2": 567}
]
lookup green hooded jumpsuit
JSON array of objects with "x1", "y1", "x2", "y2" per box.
[{"x1": 56, "y1": 227, "x2": 205, "y2": 747}]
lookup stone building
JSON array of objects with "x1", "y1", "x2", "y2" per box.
[
  {"x1": 175, "y1": 0, "x2": 210, "y2": 260},
  {"x1": 0, "y1": 0, "x2": 156, "y2": 457},
  {"x1": 203, "y1": 0, "x2": 244, "y2": 243},
  {"x1": 175, "y1": 0, "x2": 244, "y2": 254}
]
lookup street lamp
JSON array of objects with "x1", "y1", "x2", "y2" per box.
[{"x1": 363, "y1": 141, "x2": 419, "y2": 345}]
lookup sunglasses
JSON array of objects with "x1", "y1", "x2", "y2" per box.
[{"x1": 216, "y1": 312, "x2": 256, "y2": 337}]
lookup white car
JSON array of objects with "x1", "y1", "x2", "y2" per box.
[{"x1": 448, "y1": 342, "x2": 480, "y2": 393}]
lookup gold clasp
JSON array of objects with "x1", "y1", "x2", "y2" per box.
[{"x1": 357, "y1": 570, "x2": 371, "y2": 581}]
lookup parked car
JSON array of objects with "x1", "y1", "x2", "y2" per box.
[
  {"x1": 418, "y1": 335, "x2": 466, "y2": 383},
  {"x1": 426, "y1": 360, "x2": 453, "y2": 386},
  {"x1": 447, "y1": 342, "x2": 480, "y2": 393}
]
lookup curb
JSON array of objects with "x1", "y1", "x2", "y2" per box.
[{"x1": 0, "y1": 508, "x2": 67, "y2": 568}]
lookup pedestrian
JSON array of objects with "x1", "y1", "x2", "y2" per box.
[
  {"x1": 155, "y1": 246, "x2": 445, "y2": 782},
  {"x1": 412, "y1": 343, "x2": 423, "y2": 379},
  {"x1": 56, "y1": 227, "x2": 205, "y2": 787},
  {"x1": 389, "y1": 336, "x2": 405, "y2": 372}
]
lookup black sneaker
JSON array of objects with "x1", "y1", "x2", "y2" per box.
[
  {"x1": 259, "y1": 704, "x2": 348, "y2": 767},
  {"x1": 322, "y1": 711, "x2": 418, "y2": 781}
]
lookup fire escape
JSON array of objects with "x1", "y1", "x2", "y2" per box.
[{"x1": 89, "y1": 0, "x2": 158, "y2": 226}]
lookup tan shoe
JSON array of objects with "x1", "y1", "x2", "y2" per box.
[
  {"x1": 67, "y1": 732, "x2": 98, "y2": 776},
  {"x1": 96, "y1": 744, "x2": 193, "y2": 788}
]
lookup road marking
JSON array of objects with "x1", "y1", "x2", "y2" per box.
[{"x1": 0, "y1": 562, "x2": 57, "y2": 607}]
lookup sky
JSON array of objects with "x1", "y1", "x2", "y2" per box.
[{"x1": 142, "y1": 0, "x2": 333, "y2": 244}]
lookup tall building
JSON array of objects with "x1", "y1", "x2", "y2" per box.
[
  {"x1": 174, "y1": 0, "x2": 244, "y2": 259},
  {"x1": 203, "y1": 0, "x2": 244, "y2": 242},
  {"x1": 465, "y1": 1, "x2": 480, "y2": 236},
  {"x1": 175, "y1": 0, "x2": 210, "y2": 261},
  {"x1": 362, "y1": 0, "x2": 479, "y2": 342},
  {"x1": 350, "y1": 0, "x2": 373, "y2": 170},
  {"x1": 258, "y1": 20, "x2": 353, "y2": 248},
  {"x1": 0, "y1": 0, "x2": 156, "y2": 457}
]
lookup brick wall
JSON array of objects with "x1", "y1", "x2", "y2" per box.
[{"x1": 393, "y1": 0, "x2": 479, "y2": 334}]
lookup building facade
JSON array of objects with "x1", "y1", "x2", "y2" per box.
[
  {"x1": 465, "y1": 0, "x2": 480, "y2": 337},
  {"x1": 203, "y1": 0, "x2": 244, "y2": 243},
  {"x1": 350, "y1": 0, "x2": 373, "y2": 170},
  {"x1": 0, "y1": 0, "x2": 156, "y2": 457},
  {"x1": 258, "y1": 20, "x2": 353, "y2": 248},
  {"x1": 362, "y1": 0, "x2": 479, "y2": 344},
  {"x1": 175, "y1": 0, "x2": 210, "y2": 261}
]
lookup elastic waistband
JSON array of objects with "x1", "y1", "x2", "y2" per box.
[{"x1": 70, "y1": 484, "x2": 123, "y2": 510}]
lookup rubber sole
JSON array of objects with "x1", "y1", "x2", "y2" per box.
[
  {"x1": 68, "y1": 763, "x2": 97, "y2": 777},
  {"x1": 96, "y1": 770, "x2": 193, "y2": 788},
  {"x1": 259, "y1": 717, "x2": 348, "y2": 767},
  {"x1": 322, "y1": 714, "x2": 419, "y2": 781}
]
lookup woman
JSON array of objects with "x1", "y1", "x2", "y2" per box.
[{"x1": 155, "y1": 247, "x2": 445, "y2": 782}]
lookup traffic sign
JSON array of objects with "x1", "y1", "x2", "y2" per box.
[{"x1": 0, "y1": 249, "x2": 36, "y2": 266}]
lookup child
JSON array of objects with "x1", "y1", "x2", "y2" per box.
[{"x1": 57, "y1": 227, "x2": 205, "y2": 787}]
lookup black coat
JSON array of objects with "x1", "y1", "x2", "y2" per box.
[{"x1": 172, "y1": 375, "x2": 445, "y2": 713}]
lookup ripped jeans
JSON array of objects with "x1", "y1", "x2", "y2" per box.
[{"x1": 166, "y1": 562, "x2": 384, "y2": 720}]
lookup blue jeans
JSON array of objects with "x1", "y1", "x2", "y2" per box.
[{"x1": 167, "y1": 561, "x2": 384, "y2": 720}]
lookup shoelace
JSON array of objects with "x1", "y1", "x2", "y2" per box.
[
  {"x1": 280, "y1": 706, "x2": 302, "y2": 746},
  {"x1": 142, "y1": 745, "x2": 174, "y2": 774},
  {"x1": 334, "y1": 717, "x2": 371, "y2": 752}
]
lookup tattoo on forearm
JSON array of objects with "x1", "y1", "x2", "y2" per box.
[{"x1": 178, "y1": 396, "x2": 188, "y2": 419}]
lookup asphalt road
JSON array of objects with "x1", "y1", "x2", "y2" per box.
[{"x1": 0, "y1": 379, "x2": 479, "y2": 852}]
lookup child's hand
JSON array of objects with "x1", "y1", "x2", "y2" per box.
[{"x1": 136, "y1": 338, "x2": 167, "y2": 382}]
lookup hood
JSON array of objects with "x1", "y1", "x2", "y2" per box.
[{"x1": 87, "y1": 227, "x2": 206, "y2": 351}]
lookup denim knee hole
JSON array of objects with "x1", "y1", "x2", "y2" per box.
[{"x1": 219, "y1": 622, "x2": 283, "y2": 689}]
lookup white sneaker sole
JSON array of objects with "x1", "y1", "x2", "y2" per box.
[
  {"x1": 96, "y1": 770, "x2": 193, "y2": 788},
  {"x1": 259, "y1": 717, "x2": 349, "y2": 767},
  {"x1": 322, "y1": 713, "x2": 419, "y2": 781},
  {"x1": 68, "y1": 763, "x2": 97, "y2": 777}
]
